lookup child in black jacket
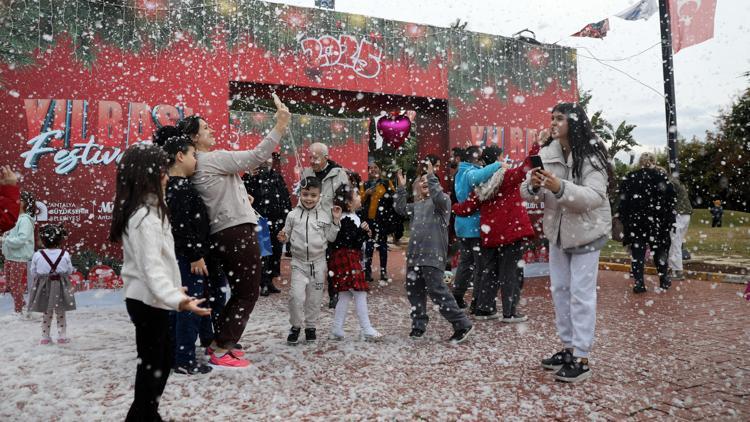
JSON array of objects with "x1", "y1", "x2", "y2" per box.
[{"x1": 159, "y1": 131, "x2": 223, "y2": 374}]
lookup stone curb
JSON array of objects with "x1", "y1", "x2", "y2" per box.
[{"x1": 598, "y1": 261, "x2": 748, "y2": 285}]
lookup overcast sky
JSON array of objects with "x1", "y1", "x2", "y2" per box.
[{"x1": 270, "y1": 0, "x2": 750, "y2": 156}]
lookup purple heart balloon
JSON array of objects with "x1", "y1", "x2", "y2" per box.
[{"x1": 377, "y1": 115, "x2": 411, "y2": 149}]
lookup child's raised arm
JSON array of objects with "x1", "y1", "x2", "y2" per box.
[
  {"x1": 426, "y1": 174, "x2": 450, "y2": 213},
  {"x1": 0, "y1": 167, "x2": 20, "y2": 233},
  {"x1": 394, "y1": 169, "x2": 413, "y2": 218}
]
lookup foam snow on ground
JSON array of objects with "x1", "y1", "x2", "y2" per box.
[{"x1": 1, "y1": 272, "x2": 748, "y2": 420}]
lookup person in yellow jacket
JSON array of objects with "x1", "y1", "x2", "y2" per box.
[{"x1": 361, "y1": 161, "x2": 398, "y2": 282}]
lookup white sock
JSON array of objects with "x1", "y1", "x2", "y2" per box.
[
  {"x1": 332, "y1": 291, "x2": 352, "y2": 335},
  {"x1": 353, "y1": 291, "x2": 377, "y2": 335}
]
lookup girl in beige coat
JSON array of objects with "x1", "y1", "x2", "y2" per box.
[{"x1": 521, "y1": 102, "x2": 613, "y2": 383}]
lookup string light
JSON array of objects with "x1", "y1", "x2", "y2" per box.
[{"x1": 65, "y1": 0, "x2": 572, "y2": 54}]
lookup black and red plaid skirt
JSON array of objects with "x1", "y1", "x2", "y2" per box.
[{"x1": 328, "y1": 247, "x2": 369, "y2": 292}]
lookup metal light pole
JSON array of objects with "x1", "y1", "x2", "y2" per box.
[{"x1": 658, "y1": 0, "x2": 679, "y2": 175}]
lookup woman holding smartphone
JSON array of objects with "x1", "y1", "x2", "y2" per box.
[
  {"x1": 178, "y1": 94, "x2": 291, "y2": 367},
  {"x1": 520, "y1": 102, "x2": 613, "y2": 383}
]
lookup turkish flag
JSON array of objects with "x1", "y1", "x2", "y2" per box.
[{"x1": 669, "y1": 0, "x2": 717, "y2": 53}]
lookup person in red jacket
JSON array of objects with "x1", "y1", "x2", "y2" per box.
[
  {"x1": 0, "y1": 165, "x2": 21, "y2": 233},
  {"x1": 452, "y1": 142, "x2": 540, "y2": 322}
]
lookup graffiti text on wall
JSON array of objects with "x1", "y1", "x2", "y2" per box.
[{"x1": 300, "y1": 34, "x2": 383, "y2": 79}]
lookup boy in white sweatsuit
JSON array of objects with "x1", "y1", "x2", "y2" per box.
[{"x1": 278, "y1": 176, "x2": 341, "y2": 344}]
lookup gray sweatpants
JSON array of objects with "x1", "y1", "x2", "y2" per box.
[
  {"x1": 452, "y1": 238, "x2": 482, "y2": 300},
  {"x1": 549, "y1": 244, "x2": 599, "y2": 358},
  {"x1": 289, "y1": 258, "x2": 326, "y2": 329},
  {"x1": 406, "y1": 266, "x2": 472, "y2": 331}
]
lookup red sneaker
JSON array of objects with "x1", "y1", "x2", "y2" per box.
[
  {"x1": 206, "y1": 346, "x2": 245, "y2": 358},
  {"x1": 209, "y1": 351, "x2": 250, "y2": 368}
]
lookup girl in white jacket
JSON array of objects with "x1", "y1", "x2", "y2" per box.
[
  {"x1": 109, "y1": 144, "x2": 210, "y2": 422},
  {"x1": 521, "y1": 102, "x2": 613, "y2": 383}
]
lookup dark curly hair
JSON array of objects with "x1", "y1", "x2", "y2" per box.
[
  {"x1": 300, "y1": 176, "x2": 321, "y2": 191},
  {"x1": 39, "y1": 223, "x2": 68, "y2": 248},
  {"x1": 20, "y1": 191, "x2": 37, "y2": 216},
  {"x1": 162, "y1": 134, "x2": 195, "y2": 166},
  {"x1": 176, "y1": 115, "x2": 202, "y2": 138},
  {"x1": 333, "y1": 184, "x2": 355, "y2": 212},
  {"x1": 152, "y1": 125, "x2": 182, "y2": 147}
]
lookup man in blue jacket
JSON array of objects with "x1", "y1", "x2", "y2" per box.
[{"x1": 452, "y1": 145, "x2": 502, "y2": 311}]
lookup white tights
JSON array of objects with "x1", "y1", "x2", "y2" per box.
[
  {"x1": 332, "y1": 290, "x2": 378, "y2": 337},
  {"x1": 42, "y1": 310, "x2": 67, "y2": 339}
]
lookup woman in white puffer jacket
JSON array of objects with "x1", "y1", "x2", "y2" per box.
[{"x1": 521, "y1": 102, "x2": 613, "y2": 384}]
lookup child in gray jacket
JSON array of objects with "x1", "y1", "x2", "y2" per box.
[
  {"x1": 394, "y1": 162, "x2": 473, "y2": 344},
  {"x1": 278, "y1": 176, "x2": 341, "y2": 345}
]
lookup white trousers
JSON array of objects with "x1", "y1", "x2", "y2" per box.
[
  {"x1": 668, "y1": 214, "x2": 691, "y2": 271},
  {"x1": 289, "y1": 259, "x2": 326, "y2": 329},
  {"x1": 332, "y1": 290, "x2": 377, "y2": 336},
  {"x1": 548, "y1": 244, "x2": 599, "y2": 358}
]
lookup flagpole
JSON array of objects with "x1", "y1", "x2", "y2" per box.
[{"x1": 658, "y1": 0, "x2": 679, "y2": 175}]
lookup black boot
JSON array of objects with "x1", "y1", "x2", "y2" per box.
[
  {"x1": 633, "y1": 283, "x2": 647, "y2": 294},
  {"x1": 328, "y1": 293, "x2": 338, "y2": 309},
  {"x1": 260, "y1": 285, "x2": 270, "y2": 297},
  {"x1": 659, "y1": 277, "x2": 671, "y2": 290},
  {"x1": 267, "y1": 282, "x2": 281, "y2": 294},
  {"x1": 305, "y1": 328, "x2": 317, "y2": 343},
  {"x1": 287, "y1": 327, "x2": 301, "y2": 345}
]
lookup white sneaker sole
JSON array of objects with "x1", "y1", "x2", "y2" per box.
[
  {"x1": 450, "y1": 325, "x2": 474, "y2": 344},
  {"x1": 474, "y1": 314, "x2": 501, "y2": 321},
  {"x1": 502, "y1": 316, "x2": 529, "y2": 323},
  {"x1": 362, "y1": 333, "x2": 383, "y2": 342},
  {"x1": 541, "y1": 363, "x2": 563, "y2": 371},
  {"x1": 555, "y1": 370, "x2": 592, "y2": 383}
]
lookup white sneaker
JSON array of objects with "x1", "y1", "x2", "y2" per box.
[
  {"x1": 362, "y1": 331, "x2": 383, "y2": 342},
  {"x1": 328, "y1": 331, "x2": 345, "y2": 341},
  {"x1": 502, "y1": 314, "x2": 529, "y2": 323}
]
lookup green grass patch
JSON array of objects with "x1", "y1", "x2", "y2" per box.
[{"x1": 602, "y1": 209, "x2": 750, "y2": 259}]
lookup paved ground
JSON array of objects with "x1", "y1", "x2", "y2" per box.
[
  {"x1": 1, "y1": 250, "x2": 748, "y2": 420},
  {"x1": 362, "y1": 252, "x2": 750, "y2": 420}
]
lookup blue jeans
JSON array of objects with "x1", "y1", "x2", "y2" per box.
[{"x1": 170, "y1": 255, "x2": 215, "y2": 368}]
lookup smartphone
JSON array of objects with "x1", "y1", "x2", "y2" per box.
[{"x1": 530, "y1": 155, "x2": 544, "y2": 170}]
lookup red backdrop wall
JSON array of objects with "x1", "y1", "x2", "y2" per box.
[{"x1": 0, "y1": 31, "x2": 575, "y2": 257}]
